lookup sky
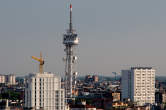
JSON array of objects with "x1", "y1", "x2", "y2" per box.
[{"x1": 0, "y1": 0, "x2": 166, "y2": 76}]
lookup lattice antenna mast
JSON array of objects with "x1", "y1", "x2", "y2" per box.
[{"x1": 63, "y1": 2, "x2": 79, "y2": 100}]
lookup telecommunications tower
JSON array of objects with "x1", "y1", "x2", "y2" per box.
[{"x1": 63, "y1": 3, "x2": 79, "y2": 99}]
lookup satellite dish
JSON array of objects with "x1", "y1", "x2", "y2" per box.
[
  {"x1": 73, "y1": 72, "x2": 78, "y2": 76},
  {"x1": 73, "y1": 56, "x2": 77, "y2": 60}
]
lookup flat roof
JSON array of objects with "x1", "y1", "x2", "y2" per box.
[{"x1": 131, "y1": 67, "x2": 152, "y2": 70}]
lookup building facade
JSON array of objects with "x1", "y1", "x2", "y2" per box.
[
  {"x1": 24, "y1": 72, "x2": 65, "y2": 110},
  {"x1": 6, "y1": 74, "x2": 16, "y2": 85},
  {"x1": 92, "y1": 75, "x2": 99, "y2": 82},
  {"x1": 68, "y1": 101, "x2": 97, "y2": 110},
  {"x1": 0, "y1": 74, "x2": 16, "y2": 85},
  {"x1": 0, "y1": 75, "x2": 5, "y2": 83},
  {"x1": 121, "y1": 67, "x2": 155, "y2": 106}
]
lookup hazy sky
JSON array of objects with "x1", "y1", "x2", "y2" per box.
[{"x1": 0, "y1": 0, "x2": 166, "y2": 76}]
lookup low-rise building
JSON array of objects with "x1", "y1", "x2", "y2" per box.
[
  {"x1": 112, "y1": 92, "x2": 121, "y2": 102},
  {"x1": 0, "y1": 74, "x2": 16, "y2": 85},
  {"x1": 69, "y1": 101, "x2": 97, "y2": 110},
  {"x1": 6, "y1": 74, "x2": 16, "y2": 85},
  {"x1": 0, "y1": 75, "x2": 5, "y2": 83}
]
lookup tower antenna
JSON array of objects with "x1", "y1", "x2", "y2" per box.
[
  {"x1": 63, "y1": 2, "x2": 79, "y2": 101},
  {"x1": 69, "y1": 3, "x2": 72, "y2": 33}
]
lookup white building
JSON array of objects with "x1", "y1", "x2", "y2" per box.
[
  {"x1": 24, "y1": 72, "x2": 65, "y2": 110},
  {"x1": 6, "y1": 74, "x2": 16, "y2": 85},
  {"x1": 121, "y1": 67, "x2": 155, "y2": 106},
  {"x1": 0, "y1": 74, "x2": 16, "y2": 85},
  {"x1": 0, "y1": 75, "x2": 5, "y2": 83}
]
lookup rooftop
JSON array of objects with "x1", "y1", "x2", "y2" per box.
[{"x1": 131, "y1": 67, "x2": 152, "y2": 70}]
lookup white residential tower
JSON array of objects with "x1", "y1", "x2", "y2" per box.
[
  {"x1": 121, "y1": 67, "x2": 155, "y2": 106},
  {"x1": 24, "y1": 72, "x2": 65, "y2": 110}
]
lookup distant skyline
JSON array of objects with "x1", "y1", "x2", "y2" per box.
[{"x1": 0, "y1": 0, "x2": 166, "y2": 76}]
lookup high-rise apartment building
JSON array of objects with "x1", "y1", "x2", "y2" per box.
[
  {"x1": 121, "y1": 67, "x2": 155, "y2": 106},
  {"x1": 24, "y1": 72, "x2": 65, "y2": 110}
]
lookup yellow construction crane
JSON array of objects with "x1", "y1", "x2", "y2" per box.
[{"x1": 31, "y1": 52, "x2": 44, "y2": 74}]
